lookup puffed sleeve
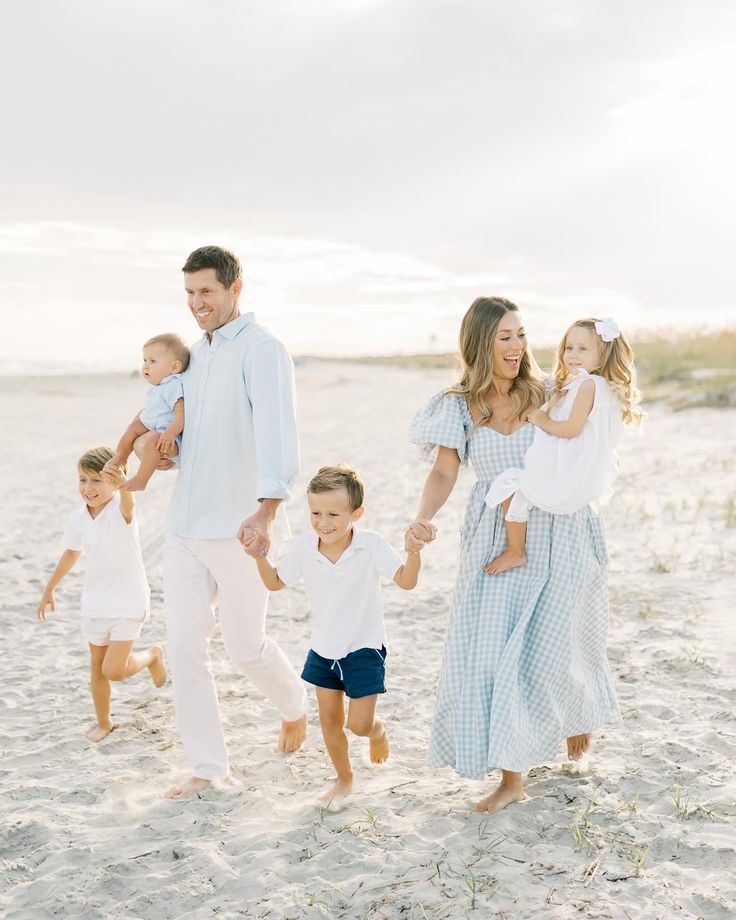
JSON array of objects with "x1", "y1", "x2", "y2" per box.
[
  {"x1": 162, "y1": 375, "x2": 184, "y2": 410},
  {"x1": 408, "y1": 390, "x2": 469, "y2": 464}
]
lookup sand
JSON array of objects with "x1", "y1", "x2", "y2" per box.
[{"x1": 1, "y1": 362, "x2": 734, "y2": 920}]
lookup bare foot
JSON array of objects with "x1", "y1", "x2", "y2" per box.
[
  {"x1": 148, "y1": 645, "x2": 167, "y2": 687},
  {"x1": 319, "y1": 776, "x2": 353, "y2": 808},
  {"x1": 166, "y1": 777, "x2": 212, "y2": 800},
  {"x1": 122, "y1": 476, "x2": 148, "y2": 492},
  {"x1": 370, "y1": 721, "x2": 390, "y2": 764},
  {"x1": 86, "y1": 723, "x2": 114, "y2": 743},
  {"x1": 567, "y1": 733, "x2": 593, "y2": 761},
  {"x1": 484, "y1": 550, "x2": 527, "y2": 575},
  {"x1": 473, "y1": 780, "x2": 528, "y2": 814},
  {"x1": 277, "y1": 713, "x2": 307, "y2": 753}
]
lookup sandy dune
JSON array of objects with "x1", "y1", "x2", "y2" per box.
[{"x1": 1, "y1": 362, "x2": 734, "y2": 919}]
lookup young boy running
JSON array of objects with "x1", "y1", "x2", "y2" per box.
[
  {"x1": 37, "y1": 446, "x2": 166, "y2": 742},
  {"x1": 242, "y1": 464, "x2": 421, "y2": 805}
]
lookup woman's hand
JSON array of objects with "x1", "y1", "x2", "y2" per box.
[
  {"x1": 405, "y1": 519, "x2": 437, "y2": 553},
  {"x1": 526, "y1": 408, "x2": 548, "y2": 428},
  {"x1": 37, "y1": 589, "x2": 55, "y2": 621}
]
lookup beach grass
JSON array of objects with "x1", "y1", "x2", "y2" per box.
[{"x1": 309, "y1": 329, "x2": 736, "y2": 408}]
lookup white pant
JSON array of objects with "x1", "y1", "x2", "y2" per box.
[{"x1": 163, "y1": 533, "x2": 307, "y2": 780}]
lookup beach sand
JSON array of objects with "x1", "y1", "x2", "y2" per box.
[{"x1": 1, "y1": 363, "x2": 735, "y2": 920}]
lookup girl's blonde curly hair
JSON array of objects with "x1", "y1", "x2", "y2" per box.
[{"x1": 549, "y1": 319, "x2": 644, "y2": 425}]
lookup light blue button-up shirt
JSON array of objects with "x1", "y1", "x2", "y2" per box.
[{"x1": 166, "y1": 313, "x2": 300, "y2": 540}]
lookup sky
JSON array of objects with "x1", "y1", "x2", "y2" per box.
[{"x1": 1, "y1": 0, "x2": 735, "y2": 371}]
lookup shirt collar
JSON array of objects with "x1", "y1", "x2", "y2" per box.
[
  {"x1": 309, "y1": 527, "x2": 367, "y2": 563},
  {"x1": 84, "y1": 492, "x2": 120, "y2": 522},
  {"x1": 206, "y1": 312, "x2": 255, "y2": 342}
]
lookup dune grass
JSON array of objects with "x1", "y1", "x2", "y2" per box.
[{"x1": 311, "y1": 329, "x2": 736, "y2": 408}]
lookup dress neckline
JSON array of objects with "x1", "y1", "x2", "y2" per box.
[
  {"x1": 478, "y1": 423, "x2": 530, "y2": 439},
  {"x1": 462, "y1": 398, "x2": 530, "y2": 439}
]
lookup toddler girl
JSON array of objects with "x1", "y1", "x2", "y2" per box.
[{"x1": 484, "y1": 317, "x2": 643, "y2": 574}]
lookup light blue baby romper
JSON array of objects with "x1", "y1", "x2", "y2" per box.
[{"x1": 410, "y1": 391, "x2": 620, "y2": 779}]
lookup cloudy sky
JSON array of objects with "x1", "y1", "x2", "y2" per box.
[{"x1": 2, "y1": 0, "x2": 735, "y2": 370}]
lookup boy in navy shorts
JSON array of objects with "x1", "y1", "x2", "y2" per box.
[{"x1": 243, "y1": 464, "x2": 422, "y2": 805}]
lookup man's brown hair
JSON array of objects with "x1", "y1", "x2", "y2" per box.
[
  {"x1": 182, "y1": 246, "x2": 242, "y2": 289},
  {"x1": 143, "y1": 332, "x2": 190, "y2": 371},
  {"x1": 307, "y1": 464, "x2": 365, "y2": 512}
]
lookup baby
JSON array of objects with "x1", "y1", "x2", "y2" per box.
[
  {"x1": 243, "y1": 464, "x2": 422, "y2": 806},
  {"x1": 106, "y1": 333, "x2": 189, "y2": 492}
]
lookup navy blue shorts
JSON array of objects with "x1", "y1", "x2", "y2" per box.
[{"x1": 301, "y1": 646, "x2": 387, "y2": 699}]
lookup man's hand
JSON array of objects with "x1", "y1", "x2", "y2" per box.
[
  {"x1": 238, "y1": 509, "x2": 273, "y2": 558},
  {"x1": 37, "y1": 589, "x2": 55, "y2": 621},
  {"x1": 102, "y1": 457, "x2": 125, "y2": 479},
  {"x1": 157, "y1": 427, "x2": 178, "y2": 457},
  {"x1": 102, "y1": 464, "x2": 126, "y2": 489}
]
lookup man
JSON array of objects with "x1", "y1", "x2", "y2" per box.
[{"x1": 164, "y1": 245, "x2": 307, "y2": 800}]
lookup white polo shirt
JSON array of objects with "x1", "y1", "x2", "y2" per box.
[
  {"x1": 62, "y1": 495, "x2": 150, "y2": 619},
  {"x1": 276, "y1": 528, "x2": 403, "y2": 660}
]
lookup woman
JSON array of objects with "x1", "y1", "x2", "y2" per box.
[{"x1": 407, "y1": 297, "x2": 619, "y2": 814}]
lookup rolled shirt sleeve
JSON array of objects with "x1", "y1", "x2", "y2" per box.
[{"x1": 246, "y1": 338, "x2": 300, "y2": 502}]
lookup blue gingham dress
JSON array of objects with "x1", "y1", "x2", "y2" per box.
[{"x1": 410, "y1": 391, "x2": 620, "y2": 778}]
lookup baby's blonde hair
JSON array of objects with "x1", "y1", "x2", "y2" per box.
[
  {"x1": 308, "y1": 464, "x2": 364, "y2": 512},
  {"x1": 144, "y1": 333, "x2": 190, "y2": 371},
  {"x1": 550, "y1": 318, "x2": 644, "y2": 425},
  {"x1": 78, "y1": 446, "x2": 126, "y2": 476}
]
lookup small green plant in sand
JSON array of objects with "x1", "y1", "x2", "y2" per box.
[
  {"x1": 619, "y1": 843, "x2": 649, "y2": 877},
  {"x1": 569, "y1": 802, "x2": 602, "y2": 854},
  {"x1": 637, "y1": 602, "x2": 655, "y2": 619},
  {"x1": 649, "y1": 549, "x2": 680, "y2": 573},
  {"x1": 462, "y1": 867, "x2": 498, "y2": 911},
  {"x1": 724, "y1": 496, "x2": 736, "y2": 527},
  {"x1": 673, "y1": 785, "x2": 698, "y2": 821},
  {"x1": 624, "y1": 792, "x2": 640, "y2": 818}
]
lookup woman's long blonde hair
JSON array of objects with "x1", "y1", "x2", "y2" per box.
[
  {"x1": 447, "y1": 297, "x2": 546, "y2": 434},
  {"x1": 549, "y1": 318, "x2": 643, "y2": 425}
]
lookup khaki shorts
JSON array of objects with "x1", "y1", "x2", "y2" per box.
[{"x1": 81, "y1": 616, "x2": 146, "y2": 647}]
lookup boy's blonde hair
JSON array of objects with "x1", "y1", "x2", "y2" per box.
[
  {"x1": 308, "y1": 465, "x2": 365, "y2": 512},
  {"x1": 144, "y1": 333, "x2": 190, "y2": 371},
  {"x1": 550, "y1": 318, "x2": 644, "y2": 425},
  {"x1": 78, "y1": 446, "x2": 126, "y2": 476}
]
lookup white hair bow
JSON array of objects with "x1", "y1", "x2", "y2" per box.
[{"x1": 594, "y1": 318, "x2": 621, "y2": 342}]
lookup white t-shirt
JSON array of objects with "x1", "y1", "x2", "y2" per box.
[
  {"x1": 62, "y1": 495, "x2": 150, "y2": 619},
  {"x1": 277, "y1": 528, "x2": 403, "y2": 660}
]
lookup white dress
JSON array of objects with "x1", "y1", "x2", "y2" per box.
[{"x1": 485, "y1": 371, "x2": 625, "y2": 519}]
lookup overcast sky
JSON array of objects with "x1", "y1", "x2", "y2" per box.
[{"x1": 2, "y1": 0, "x2": 735, "y2": 369}]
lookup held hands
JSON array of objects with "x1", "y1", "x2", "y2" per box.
[
  {"x1": 37, "y1": 589, "x2": 55, "y2": 621},
  {"x1": 405, "y1": 519, "x2": 437, "y2": 554},
  {"x1": 526, "y1": 408, "x2": 548, "y2": 428},
  {"x1": 102, "y1": 463, "x2": 126, "y2": 489},
  {"x1": 238, "y1": 511, "x2": 272, "y2": 559}
]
